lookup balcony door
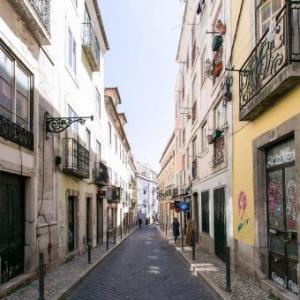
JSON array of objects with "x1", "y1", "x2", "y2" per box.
[
  {"x1": 266, "y1": 139, "x2": 298, "y2": 294},
  {"x1": 68, "y1": 196, "x2": 76, "y2": 252}
]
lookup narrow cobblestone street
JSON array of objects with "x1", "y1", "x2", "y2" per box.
[{"x1": 67, "y1": 226, "x2": 219, "y2": 300}]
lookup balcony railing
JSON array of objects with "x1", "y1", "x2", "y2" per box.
[
  {"x1": 29, "y1": 0, "x2": 50, "y2": 32},
  {"x1": 213, "y1": 135, "x2": 225, "y2": 167},
  {"x1": 8, "y1": 0, "x2": 50, "y2": 43},
  {"x1": 63, "y1": 138, "x2": 90, "y2": 179},
  {"x1": 0, "y1": 115, "x2": 33, "y2": 150},
  {"x1": 172, "y1": 187, "x2": 178, "y2": 197},
  {"x1": 239, "y1": 2, "x2": 300, "y2": 120},
  {"x1": 82, "y1": 23, "x2": 100, "y2": 71},
  {"x1": 192, "y1": 159, "x2": 197, "y2": 179},
  {"x1": 94, "y1": 161, "x2": 109, "y2": 186},
  {"x1": 107, "y1": 186, "x2": 121, "y2": 203}
]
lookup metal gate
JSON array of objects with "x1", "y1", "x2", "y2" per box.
[
  {"x1": 266, "y1": 139, "x2": 298, "y2": 294},
  {"x1": 214, "y1": 188, "x2": 226, "y2": 261},
  {"x1": 0, "y1": 172, "x2": 24, "y2": 284}
]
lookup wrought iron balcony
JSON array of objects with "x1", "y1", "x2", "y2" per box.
[
  {"x1": 0, "y1": 115, "x2": 33, "y2": 150},
  {"x1": 107, "y1": 186, "x2": 121, "y2": 203},
  {"x1": 94, "y1": 161, "x2": 109, "y2": 186},
  {"x1": 8, "y1": 0, "x2": 50, "y2": 44},
  {"x1": 172, "y1": 187, "x2": 178, "y2": 197},
  {"x1": 213, "y1": 135, "x2": 225, "y2": 167},
  {"x1": 239, "y1": 2, "x2": 300, "y2": 121},
  {"x1": 82, "y1": 23, "x2": 101, "y2": 71},
  {"x1": 63, "y1": 138, "x2": 90, "y2": 179},
  {"x1": 192, "y1": 159, "x2": 197, "y2": 179}
]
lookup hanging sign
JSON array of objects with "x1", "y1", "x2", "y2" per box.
[{"x1": 179, "y1": 201, "x2": 190, "y2": 212}]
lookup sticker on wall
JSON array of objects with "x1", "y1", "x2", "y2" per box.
[{"x1": 237, "y1": 191, "x2": 250, "y2": 232}]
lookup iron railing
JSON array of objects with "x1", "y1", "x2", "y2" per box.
[
  {"x1": 0, "y1": 115, "x2": 33, "y2": 150},
  {"x1": 213, "y1": 135, "x2": 225, "y2": 167},
  {"x1": 82, "y1": 23, "x2": 100, "y2": 69},
  {"x1": 63, "y1": 138, "x2": 90, "y2": 179},
  {"x1": 192, "y1": 159, "x2": 197, "y2": 179},
  {"x1": 94, "y1": 161, "x2": 109, "y2": 186},
  {"x1": 28, "y1": 0, "x2": 50, "y2": 32},
  {"x1": 107, "y1": 186, "x2": 121, "y2": 203},
  {"x1": 239, "y1": 1, "x2": 300, "y2": 112}
]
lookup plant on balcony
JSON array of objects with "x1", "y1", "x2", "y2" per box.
[
  {"x1": 212, "y1": 35, "x2": 223, "y2": 51},
  {"x1": 205, "y1": 58, "x2": 214, "y2": 77},
  {"x1": 212, "y1": 129, "x2": 223, "y2": 140},
  {"x1": 216, "y1": 19, "x2": 226, "y2": 35}
]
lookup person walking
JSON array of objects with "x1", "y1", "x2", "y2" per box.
[
  {"x1": 172, "y1": 218, "x2": 180, "y2": 242},
  {"x1": 138, "y1": 218, "x2": 142, "y2": 230}
]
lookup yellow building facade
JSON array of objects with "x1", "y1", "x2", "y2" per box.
[{"x1": 232, "y1": 0, "x2": 300, "y2": 297}]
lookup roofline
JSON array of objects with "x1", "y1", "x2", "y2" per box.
[
  {"x1": 176, "y1": 2, "x2": 188, "y2": 63},
  {"x1": 105, "y1": 87, "x2": 122, "y2": 104},
  {"x1": 159, "y1": 130, "x2": 175, "y2": 163},
  {"x1": 93, "y1": 0, "x2": 110, "y2": 51}
]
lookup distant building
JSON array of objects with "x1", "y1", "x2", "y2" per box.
[{"x1": 135, "y1": 161, "x2": 158, "y2": 223}]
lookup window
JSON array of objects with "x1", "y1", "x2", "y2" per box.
[
  {"x1": 67, "y1": 28, "x2": 76, "y2": 74},
  {"x1": 108, "y1": 122, "x2": 112, "y2": 145},
  {"x1": 192, "y1": 136, "x2": 197, "y2": 159},
  {"x1": 119, "y1": 144, "x2": 122, "y2": 160},
  {"x1": 85, "y1": 129, "x2": 90, "y2": 151},
  {"x1": 200, "y1": 48, "x2": 207, "y2": 85},
  {"x1": 95, "y1": 89, "x2": 101, "y2": 119},
  {"x1": 258, "y1": 0, "x2": 284, "y2": 37},
  {"x1": 201, "y1": 121, "x2": 208, "y2": 153},
  {"x1": 68, "y1": 105, "x2": 78, "y2": 138},
  {"x1": 0, "y1": 46, "x2": 32, "y2": 130},
  {"x1": 192, "y1": 101, "x2": 197, "y2": 124},
  {"x1": 96, "y1": 140, "x2": 101, "y2": 161},
  {"x1": 115, "y1": 134, "x2": 118, "y2": 154},
  {"x1": 201, "y1": 191, "x2": 209, "y2": 233},
  {"x1": 182, "y1": 128, "x2": 186, "y2": 146},
  {"x1": 214, "y1": 101, "x2": 225, "y2": 130},
  {"x1": 187, "y1": 147, "x2": 190, "y2": 168}
]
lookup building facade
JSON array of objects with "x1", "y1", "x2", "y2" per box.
[
  {"x1": 0, "y1": 0, "x2": 136, "y2": 294},
  {"x1": 135, "y1": 161, "x2": 158, "y2": 224},
  {"x1": 174, "y1": 0, "x2": 233, "y2": 259},
  {"x1": 231, "y1": 0, "x2": 300, "y2": 297},
  {"x1": 157, "y1": 131, "x2": 176, "y2": 234}
]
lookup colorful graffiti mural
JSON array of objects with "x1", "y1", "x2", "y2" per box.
[{"x1": 237, "y1": 191, "x2": 250, "y2": 232}]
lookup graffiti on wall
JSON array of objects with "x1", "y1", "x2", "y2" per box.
[
  {"x1": 286, "y1": 179, "x2": 297, "y2": 230},
  {"x1": 237, "y1": 191, "x2": 250, "y2": 232}
]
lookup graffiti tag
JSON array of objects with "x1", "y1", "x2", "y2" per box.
[{"x1": 271, "y1": 272, "x2": 287, "y2": 289}]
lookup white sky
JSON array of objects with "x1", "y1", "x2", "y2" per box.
[{"x1": 99, "y1": 0, "x2": 184, "y2": 171}]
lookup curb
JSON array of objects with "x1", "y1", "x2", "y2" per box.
[
  {"x1": 58, "y1": 227, "x2": 137, "y2": 300},
  {"x1": 158, "y1": 229, "x2": 230, "y2": 300}
]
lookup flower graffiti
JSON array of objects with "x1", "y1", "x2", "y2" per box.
[{"x1": 237, "y1": 191, "x2": 250, "y2": 232}]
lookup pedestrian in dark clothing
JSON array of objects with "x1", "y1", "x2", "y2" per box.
[
  {"x1": 172, "y1": 218, "x2": 180, "y2": 242},
  {"x1": 138, "y1": 218, "x2": 142, "y2": 229}
]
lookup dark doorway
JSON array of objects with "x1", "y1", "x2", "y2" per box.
[
  {"x1": 214, "y1": 188, "x2": 226, "y2": 261},
  {"x1": 193, "y1": 193, "x2": 199, "y2": 242},
  {"x1": 97, "y1": 196, "x2": 103, "y2": 245},
  {"x1": 86, "y1": 198, "x2": 91, "y2": 245},
  {"x1": 266, "y1": 139, "x2": 298, "y2": 294},
  {"x1": 68, "y1": 197, "x2": 75, "y2": 252},
  {"x1": 0, "y1": 172, "x2": 24, "y2": 284}
]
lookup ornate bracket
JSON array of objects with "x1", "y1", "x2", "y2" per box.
[{"x1": 45, "y1": 113, "x2": 94, "y2": 133}]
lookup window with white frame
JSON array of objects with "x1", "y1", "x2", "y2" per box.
[
  {"x1": 96, "y1": 140, "x2": 101, "y2": 161},
  {"x1": 68, "y1": 105, "x2": 78, "y2": 138},
  {"x1": 258, "y1": 0, "x2": 284, "y2": 37},
  {"x1": 0, "y1": 45, "x2": 32, "y2": 130},
  {"x1": 67, "y1": 27, "x2": 76, "y2": 74},
  {"x1": 95, "y1": 89, "x2": 101, "y2": 119},
  {"x1": 214, "y1": 101, "x2": 225, "y2": 130},
  {"x1": 85, "y1": 128, "x2": 90, "y2": 151},
  {"x1": 201, "y1": 121, "x2": 208, "y2": 153},
  {"x1": 200, "y1": 48, "x2": 206, "y2": 85},
  {"x1": 115, "y1": 134, "x2": 118, "y2": 154},
  {"x1": 108, "y1": 122, "x2": 112, "y2": 145}
]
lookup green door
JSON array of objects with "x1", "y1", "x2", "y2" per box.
[
  {"x1": 214, "y1": 188, "x2": 226, "y2": 261},
  {"x1": 0, "y1": 172, "x2": 24, "y2": 284}
]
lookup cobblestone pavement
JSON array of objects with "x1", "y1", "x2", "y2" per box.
[
  {"x1": 163, "y1": 231, "x2": 270, "y2": 300},
  {"x1": 68, "y1": 225, "x2": 220, "y2": 300},
  {"x1": 7, "y1": 229, "x2": 134, "y2": 300}
]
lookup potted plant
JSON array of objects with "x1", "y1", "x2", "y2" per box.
[
  {"x1": 207, "y1": 134, "x2": 214, "y2": 144},
  {"x1": 212, "y1": 61, "x2": 223, "y2": 77},
  {"x1": 212, "y1": 129, "x2": 223, "y2": 140},
  {"x1": 212, "y1": 35, "x2": 223, "y2": 51},
  {"x1": 216, "y1": 19, "x2": 226, "y2": 35}
]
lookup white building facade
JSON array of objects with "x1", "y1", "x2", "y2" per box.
[{"x1": 135, "y1": 161, "x2": 158, "y2": 223}]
